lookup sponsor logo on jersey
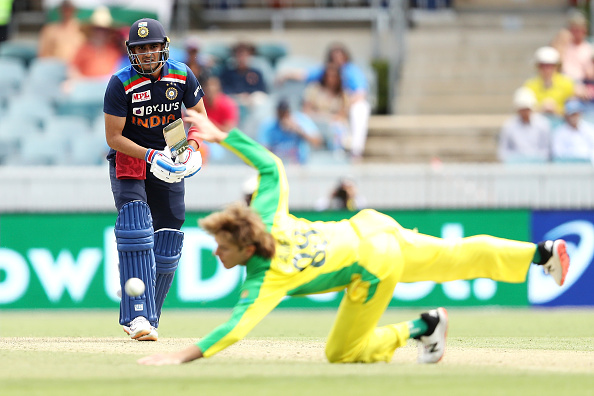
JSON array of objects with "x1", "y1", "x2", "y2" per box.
[
  {"x1": 132, "y1": 90, "x2": 151, "y2": 103},
  {"x1": 134, "y1": 303, "x2": 144, "y2": 311},
  {"x1": 194, "y1": 85, "x2": 201, "y2": 97},
  {"x1": 133, "y1": 107, "x2": 144, "y2": 117},
  {"x1": 165, "y1": 87, "x2": 178, "y2": 100}
]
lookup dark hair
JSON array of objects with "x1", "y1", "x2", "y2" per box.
[
  {"x1": 320, "y1": 62, "x2": 344, "y2": 95},
  {"x1": 325, "y1": 42, "x2": 351, "y2": 64}
]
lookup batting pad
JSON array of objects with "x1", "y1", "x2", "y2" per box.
[
  {"x1": 153, "y1": 228, "x2": 184, "y2": 327},
  {"x1": 115, "y1": 201, "x2": 157, "y2": 326}
]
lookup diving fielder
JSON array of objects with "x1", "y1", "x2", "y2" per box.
[
  {"x1": 138, "y1": 111, "x2": 570, "y2": 365},
  {"x1": 104, "y1": 18, "x2": 205, "y2": 341}
]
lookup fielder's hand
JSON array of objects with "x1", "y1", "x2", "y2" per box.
[
  {"x1": 175, "y1": 146, "x2": 202, "y2": 178},
  {"x1": 145, "y1": 149, "x2": 186, "y2": 183}
]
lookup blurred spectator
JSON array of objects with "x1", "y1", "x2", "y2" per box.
[
  {"x1": 523, "y1": 46, "x2": 575, "y2": 116},
  {"x1": 552, "y1": 99, "x2": 594, "y2": 162},
  {"x1": 38, "y1": 0, "x2": 85, "y2": 63},
  {"x1": 0, "y1": 0, "x2": 13, "y2": 42},
  {"x1": 219, "y1": 41, "x2": 269, "y2": 127},
  {"x1": 498, "y1": 87, "x2": 551, "y2": 163},
  {"x1": 551, "y1": 10, "x2": 594, "y2": 99},
  {"x1": 279, "y1": 42, "x2": 371, "y2": 161},
  {"x1": 220, "y1": 41, "x2": 268, "y2": 96},
  {"x1": 202, "y1": 72, "x2": 240, "y2": 132},
  {"x1": 185, "y1": 36, "x2": 212, "y2": 82},
  {"x1": 69, "y1": 6, "x2": 121, "y2": 80},
  {"x1": 314, "y1": 177, "x2": 367, "y2": 211},
  {"x1": 302, "y1": 62, "x2": 350, "y2": 153},
  {"x1": 257, "y1": 98, "x2": 322, "y2": 165}
]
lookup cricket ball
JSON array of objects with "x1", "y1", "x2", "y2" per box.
[{"x1": 124, "y1": 277, "x2": 145, "y2": 297}]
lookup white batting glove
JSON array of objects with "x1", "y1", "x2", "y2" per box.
[
  {"x1": 145, "y1": 149, "x2": 186, "y2": 183},
  {"x1": 175, "y1": 146, "x2": 202, "y2": 178}
]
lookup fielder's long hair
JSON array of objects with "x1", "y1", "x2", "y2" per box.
[{"x1": 199, "y1": 202, "x2": 276, "y2": 259}]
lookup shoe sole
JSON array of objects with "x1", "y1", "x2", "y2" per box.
[
  {"x1": 136, "y1": 331, "x2": 158, "y2": 341},
  {"x1": 555, "y1": 240, "x2": 570, "y2": 286},
  {"x1": 435, "y1": 307, "x2": 448, "y2": 363}
]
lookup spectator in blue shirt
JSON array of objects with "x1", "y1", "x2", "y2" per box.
[{"x1": 258, "y1": 99, "x2": 322, "y2": 164}]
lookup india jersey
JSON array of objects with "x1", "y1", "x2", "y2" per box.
[{"x1": 103, "y1": 59, "x2": 204, "y2": 154}]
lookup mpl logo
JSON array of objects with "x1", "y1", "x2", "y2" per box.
[
  {"x1": 132, "y1": 90, "x2": 151, "y2": 103},
  {"x1": 530, "y1": 211, "x2": 594, "y2": 306}
]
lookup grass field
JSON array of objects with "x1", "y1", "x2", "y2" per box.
[{"x1": 1, "y1": 308, "x2": 593, "y2": 396}]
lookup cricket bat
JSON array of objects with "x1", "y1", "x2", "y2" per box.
[{"x1": 163, "y1": 118, "x2": 189, "y2": 158}]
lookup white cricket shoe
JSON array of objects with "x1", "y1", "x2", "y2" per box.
[
  {"x1": 127, "y1": 316, "x2": 152, "y2": 340},
  {"x1": 123, "y1": 321, "x2": 158, "y2": 341},
  {"x1": 542, "y1": 240, "x2": 570, "y2": 286},
  {"x1": 417, "y1": 307, "x2": 448, "y2": 364}
]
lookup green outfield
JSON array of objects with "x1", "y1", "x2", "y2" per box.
[{"x1": 1, "y1": 308, "x2": 593, "y2": 396}]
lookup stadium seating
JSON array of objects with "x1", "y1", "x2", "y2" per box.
[
  {"x1": 0, "y1": 41, "x2": 37, "y2": 68},
  {"x1": 255, "y1": 42, "x2": 288, "y2": 68},
  {"x1": 7, "y1": 94, "x2": 55, "y2": 128},
  {"x1": 0, "y1": 58, "x2": 27, "y2": 106},
  {"x1": 56, "y1": 78, "x2": 109, "y2": 121}
]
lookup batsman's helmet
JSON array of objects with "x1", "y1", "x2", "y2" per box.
[{"x1": 126, "y1": 18, "x2": 170, "y2": 76}]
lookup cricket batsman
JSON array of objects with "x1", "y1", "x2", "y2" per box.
[
  {"x1": 139, "y1": 111, "x2": 570, "y2": 365},
  {"x1": 104, "y1": 18, "x2": 205, "y2": 341}
]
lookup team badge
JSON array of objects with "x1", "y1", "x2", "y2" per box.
[
  {"x1": 138, "y1": 26, "x2": 149, "y2": 38},
  {"x1": 165, "y1": 87, "x2": 178, "y2": 100}
]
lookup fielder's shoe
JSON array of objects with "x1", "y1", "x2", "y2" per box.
[
  {"x1": 127, "y1": 316, "x2": 152, "y2": 340},
  {"x1": 416, "y1": 307, "x2": 448, "y2": 364},
  {"x1": 542, "y1": 240, "x2": 570, "y2": 286}
]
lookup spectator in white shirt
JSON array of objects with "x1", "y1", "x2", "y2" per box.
[
  {"x1": 498, "y1": 87, "x2": 552, "y2": 163},
  {"x1": 552, "y1": 99, "x2": 594, "y2": 162}
]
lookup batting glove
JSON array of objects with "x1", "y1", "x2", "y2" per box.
[
  {"x1": 175, "y1": 146, "x2": 202, "y2": 178},
  {"x1": 145, "y1": 149, "x2": 186, "y2": 183}
]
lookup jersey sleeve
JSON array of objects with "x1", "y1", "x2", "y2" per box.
[
  {"x1": 103, "y1": 75, "x2": 128, "y2": 117},
  {"x1": 195, "y1": 258, "x2": 283, "y2": 357},
  {"x1": 183, "y1": 65, "x2": 204, "y2": 109},
  {"x1": 221, "y1": 129, "x2": 289, "y2": 231}
]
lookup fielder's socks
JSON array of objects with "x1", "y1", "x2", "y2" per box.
[
  {"x1": 408, "y1": 317, "x2": 429, "y2": 339},
  {"x1": 533, "y1": 241, "x2": 553, "y2": 265}
]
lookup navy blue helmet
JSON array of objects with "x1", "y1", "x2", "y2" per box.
[{"x1": 126, "y1": 18, "x2": 170, "y2": 76}]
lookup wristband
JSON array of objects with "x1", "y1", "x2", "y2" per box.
[{"x1": 187, "y1": 126, "x2": 201, "y2": 149}]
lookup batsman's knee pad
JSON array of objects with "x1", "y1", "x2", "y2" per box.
[
  {"x1": 116, "y1": 200, "x2": 157, "y2": 326},
  {"x1": 153, "y1": 228, "x2": 184, "y2": 327}
]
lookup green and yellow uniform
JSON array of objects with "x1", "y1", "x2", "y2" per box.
[{"x1": 195, "y1": 129, "x2": 537, "y2": 363}]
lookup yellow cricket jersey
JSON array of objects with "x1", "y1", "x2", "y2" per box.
[
  {"x1": 523, "y1": 73, "x2": 574, "y2": 115},
  {"x1": 195, "y1": 129, "x2": 379, "y2": 357}
]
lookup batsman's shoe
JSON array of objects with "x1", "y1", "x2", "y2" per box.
[
  {"x1": 127, "y1": 316, "x2": 152, "y2": 340},
  {"x1": 136, "y1": 326, "x2": 158, "y2": 342},
  {"x1": 543, "y1": 240, "x2": 570, "y2": 286},
  {"x1": 417, "y1": 307, "x2": 448, "y2": 364}
]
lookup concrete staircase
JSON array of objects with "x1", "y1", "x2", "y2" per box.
[{"x1": 364, "y1": 0, "x2": 568, "y2": 163}]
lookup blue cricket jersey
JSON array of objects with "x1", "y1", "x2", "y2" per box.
[{"x1": 103, "y1": 59, "x2": 204, "y2": 157}]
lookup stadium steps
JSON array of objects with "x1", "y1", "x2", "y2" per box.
[
  {"x1": 367, "y1": 1, "x2": 566, "y2": 163},
  {"x1": 364, "y1": 114, "x2": 507, "y2": 163}
]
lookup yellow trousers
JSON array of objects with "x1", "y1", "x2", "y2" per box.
[{"x1": 325, "y1": 210, "x2": 535, "y2": 363}]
